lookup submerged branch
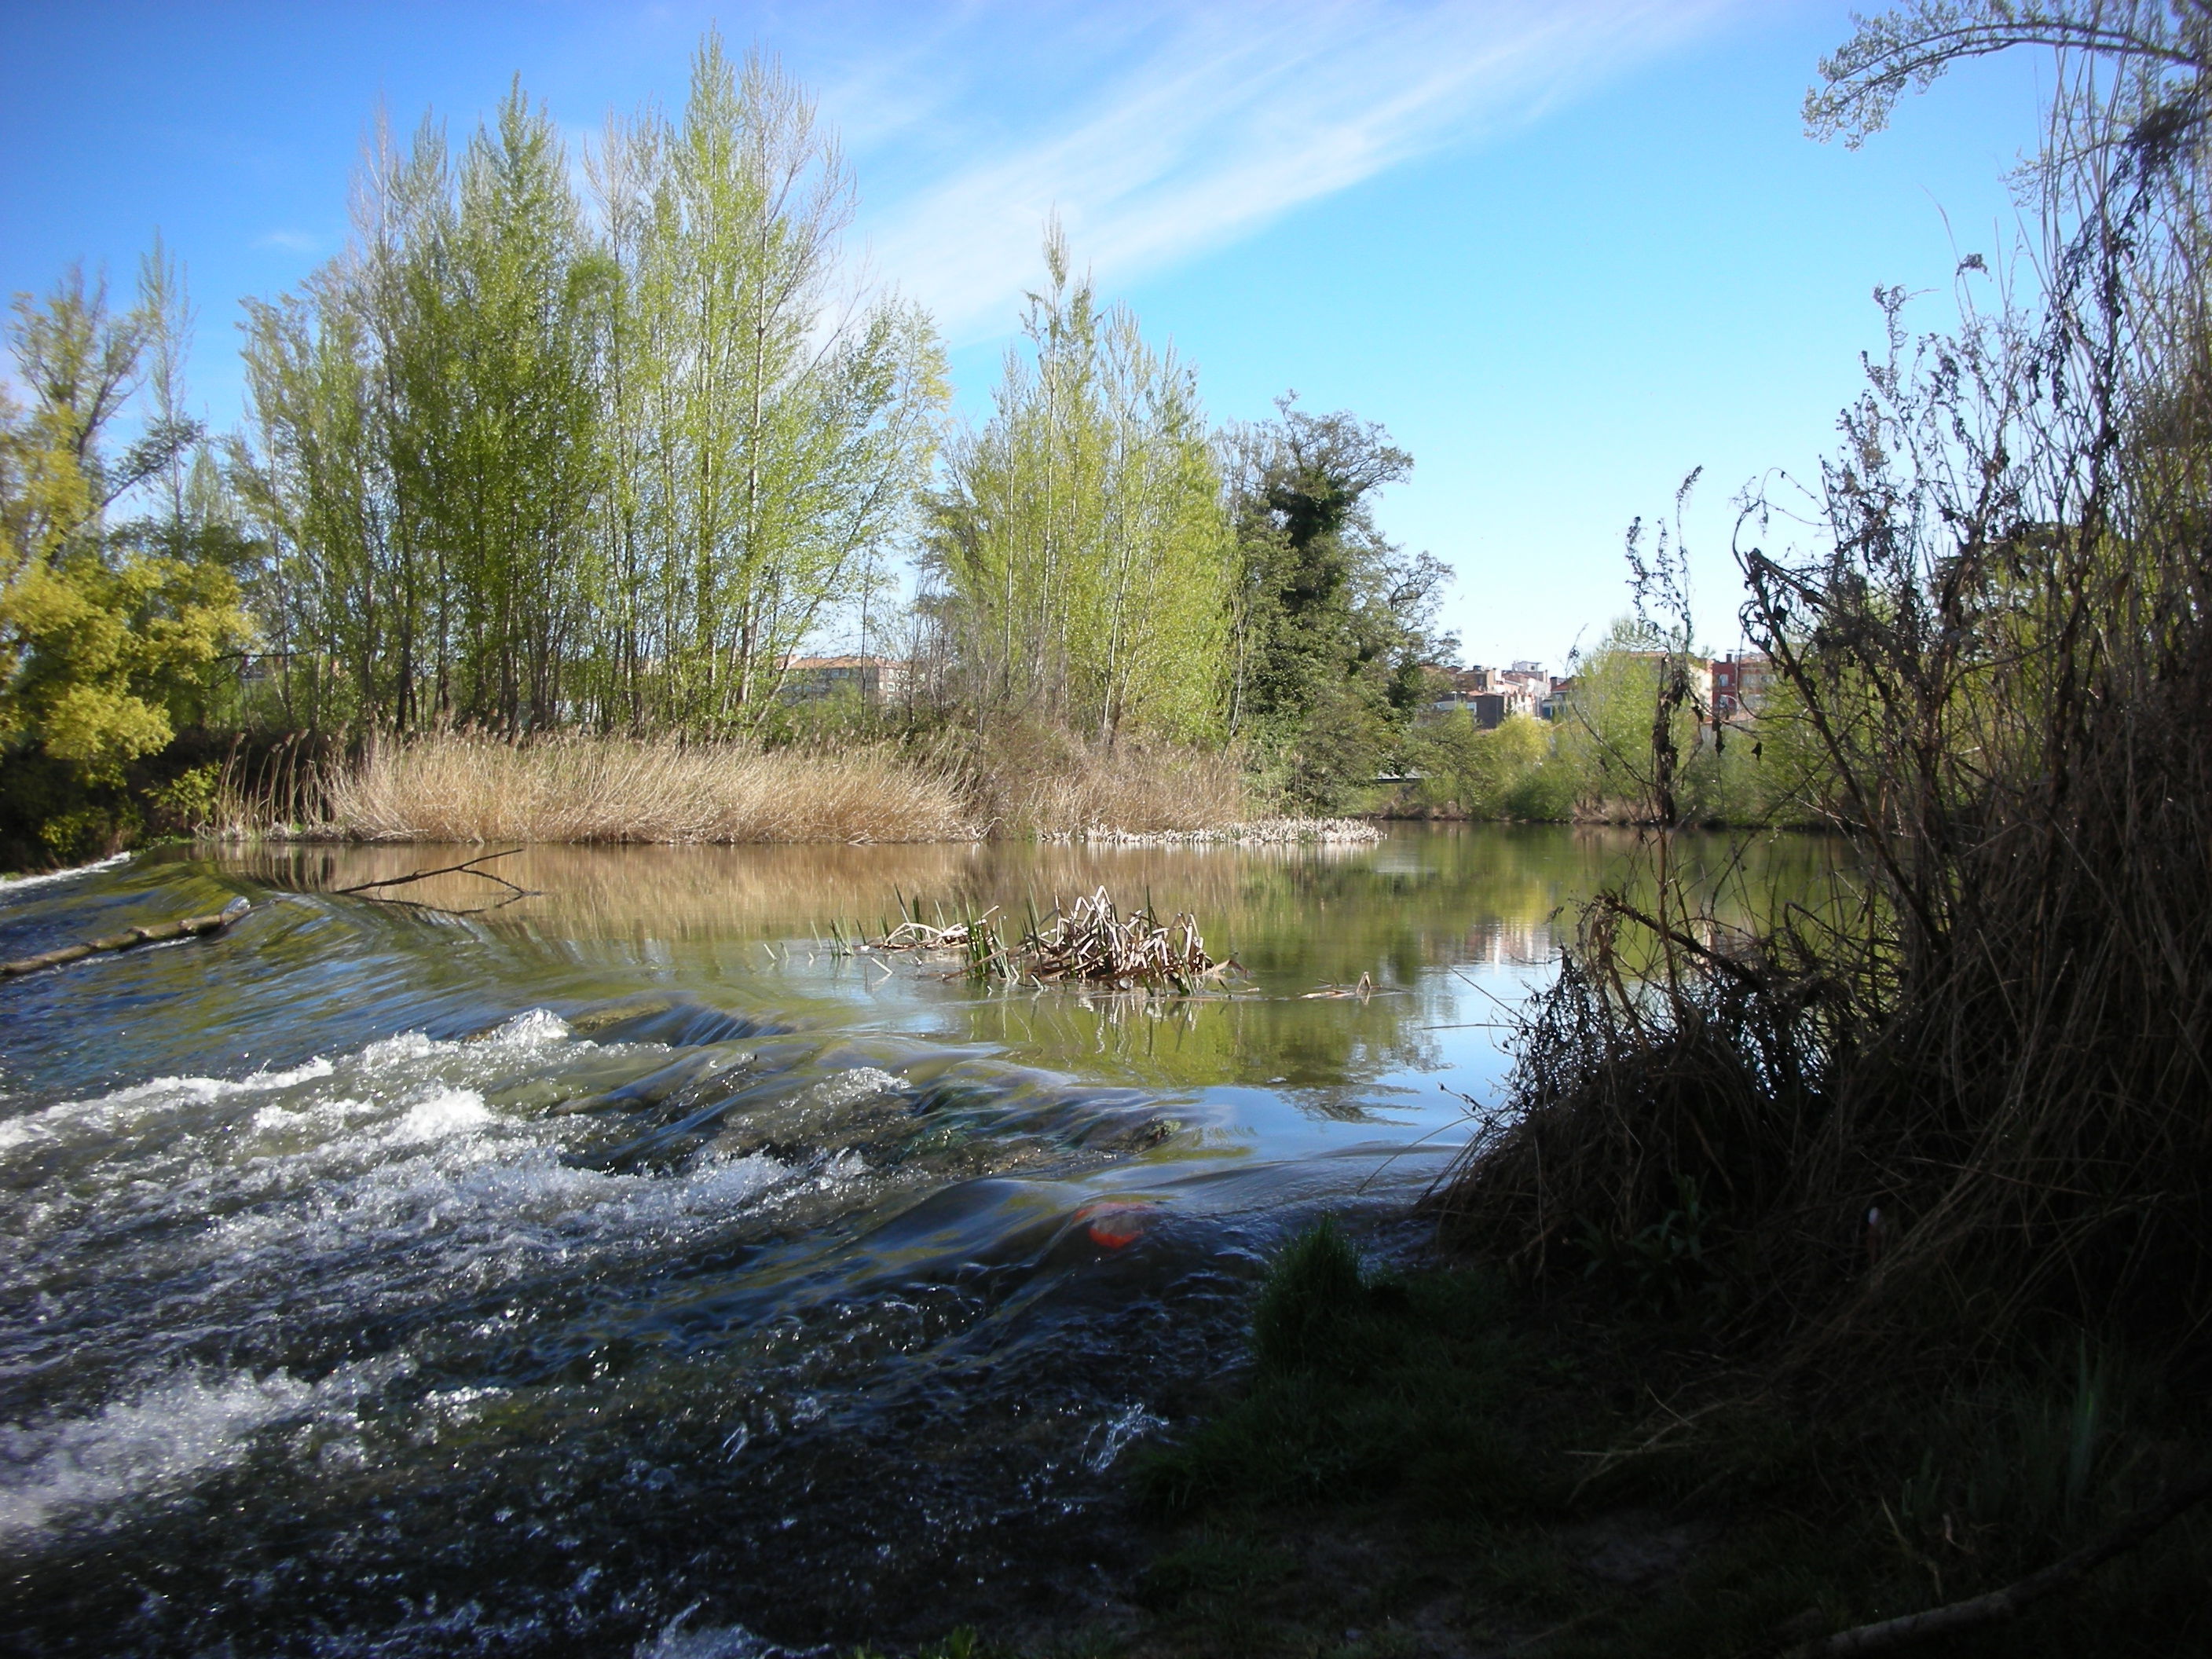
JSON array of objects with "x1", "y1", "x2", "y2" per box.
[
  {"x1": 335, "y1": 847, "x2": 530, "y2": 896},
  {"x1": 1782, "y1": 1462, "x2": 2212, "y2": 1656},
  {"x1": 2, "y1": 896, "x2": 252, "y2": 979},
  {"x1": 331, "y1": 848, "x2": 542, "y2": 914}
]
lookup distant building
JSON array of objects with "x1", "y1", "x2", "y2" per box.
[
  {"x1": 777, "y1": 655, "x2": 908, "y2": 703},
  {"x1": 1441, "y1": 661, "x2": 1549, "y2": 727},
  {"x1": 1469, "y1": 689, "x2": 1534, "y2": 729},
  {"x1": 1610, "y1": 651, "x2": 1715, "y2": 712},
  {"x1": 1710, "y1": 651, "x2": 1774, "y2": 720}
]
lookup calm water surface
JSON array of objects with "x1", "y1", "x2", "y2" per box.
[{"x1": 0, "y1": 826, "x2": 1824, "y2": 1656}]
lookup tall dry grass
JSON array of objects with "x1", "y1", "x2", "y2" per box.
[
  {"x1": 313, "y1": 735, "x2": 973, "y2": 844},
  {"x1": 225, "y1": 723, "x2": 1272, "y2": 846},
  {"x1": 936, "y1": 720, "x2": 1251, "y2": 835}
]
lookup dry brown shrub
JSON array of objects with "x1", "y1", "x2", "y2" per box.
[{"x1": 1440, "y1": 119, "x2": 2212, "y2": 1375}]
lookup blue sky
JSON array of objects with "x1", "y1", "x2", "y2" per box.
[{"x1": 0, "y1": 2, "x2": 2052, "y2": 667}]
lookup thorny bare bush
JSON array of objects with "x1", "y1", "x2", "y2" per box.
[{"x1": 1442, "y1": 13, "x2": 2212, "y2": 1374}]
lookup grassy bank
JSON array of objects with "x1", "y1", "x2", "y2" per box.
[
  {"x1": 830, "y1": 1219, "x2": 2207, "y2": 1657},
  {"x1": 1099, "y1": 1221, "x2": 2211, "y2": 1659}
]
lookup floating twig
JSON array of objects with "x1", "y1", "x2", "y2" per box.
[{"x1": 335, "y1": 847, "x2": 538, "y2": 916}]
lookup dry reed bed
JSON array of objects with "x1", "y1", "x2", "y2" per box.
[
  {"x1": 940, "y1": 723, "x2": 1251, "y2": 835},
  {"x1": 315, "y1": 737, "x2": 974, "y2": 844},
  {"x1": 233, "y1": 730, "x2": 1356, "y2": 845},
  {"x1": 228, "y1": 731, "x2": 1385, "y2": 846}
]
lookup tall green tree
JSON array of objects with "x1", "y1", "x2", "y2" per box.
[
  {"x1": 437, "y1": 82, "x2": 607, "y2": 730},
  {"x1": 615, "y1": 36, "x2": 943, "y2": 727},
  {"x1": 1225, "y1": 398, "x2": 1451, "y2": 808},
  {"x1": 929, "y1": 226, "x2": 1232, "y2": 743},
  {"x1": 1, "y1": 265, "x2": 250, "y2": 846}
]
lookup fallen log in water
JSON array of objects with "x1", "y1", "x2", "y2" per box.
[{"x1": 2, "y1": 895, "x2": 251, "y2": 977}]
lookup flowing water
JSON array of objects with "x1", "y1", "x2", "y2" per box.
[{"x1": 0, "y1": 826, "x2": 1826, "y2": 1656}]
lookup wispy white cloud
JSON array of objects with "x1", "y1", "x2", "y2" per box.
[
  {"x1": 831, "y1": 1, "x2": 1748, "y2": 342},
  {"x1": 255, "y1": 229, "x2": 325, "y2": 255}
]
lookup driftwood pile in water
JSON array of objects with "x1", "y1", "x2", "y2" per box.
[
  {"x1": 870, "y1": 886, "x2": 1237, "y2": 994},
  {"x1": 2, "y1": 896, "x2": 251, "y2": 977}
]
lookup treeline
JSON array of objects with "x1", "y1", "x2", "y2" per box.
[
  {"x1": 0, "y1": 31, "x2": 1458, "y2": 860},
  {"x1": 238, "y1": 44, "x2": 941, "y2": 736},
  {"x1": 925, "y1": 262, "x2": 1453, "y2": 797},
  {"x1": 1404, "y1": 620, "x2": 1831, "y2": 829}
]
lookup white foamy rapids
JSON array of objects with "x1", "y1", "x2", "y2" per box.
[
  {"x1": 388, "y1": 1086, "x2": 493, "y2": 1143},
  {"x1": 0, "y1": 1357, "x2": 400, "y2": 1540},
  {"x1": 0, "y1": 851, "x2": 132, "y2": 894},
  {"x1": 637, "y1": 1607, "x2": 831, "y2": 1659},
  {"x1": 0, "y1": 1056, "x2": 339, "y2": 1155},
  {"x1": 187, "y1": 1127, "x2": 796, "y2": 1315},
  {"x1": 0, "y1": 1009, "x2": 912, "y2": 1540},
  {"x1": 0, "y1": 1007, "x2": 570, "y2": 1159},
  {"x1": 0, "y1": 1008, "x2": 851, "y2": 1485}
]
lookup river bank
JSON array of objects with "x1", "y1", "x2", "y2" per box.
[{"x1": 1071, "y1": 1224, "x2": 2212, "y2": 1659}]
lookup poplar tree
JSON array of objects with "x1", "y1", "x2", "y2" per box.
[
  {"x1": 931, "y1": 227, "x2": 1231, "y2": 743},
  {"x1": 240, "y1": 36, "x2": 941, "y2": 738},
  {"x1": 616, "y1": 35, "x2": 943, "y2": 728},
  {"x1": 438, "y1": 82, "x2": 606, "y2": 730}
]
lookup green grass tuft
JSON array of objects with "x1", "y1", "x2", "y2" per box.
[{"x1": 1138, "y1": 1218, "x2": 1537, "y2": 1518}]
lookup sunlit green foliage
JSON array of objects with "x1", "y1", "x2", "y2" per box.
[
  {"x1": 238, "y1": 36, "x2": 945, "y2": 738},
  {"x1": 1411, "y1": 709, "x2": 1570, "y2": 819},
  {"x1": 928, "y1": 225, "x2": 1231, "y2": 744},
  {"x1": 1, "y1": 263, "x2": 251, "y2": 854},
  {"x1": 592, "y1": 39, "x2": 945, "y2": 730}
]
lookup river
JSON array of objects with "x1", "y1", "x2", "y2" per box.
[{"x1": 0, "y1": 826, "x2": 1823, "y2": 1656}]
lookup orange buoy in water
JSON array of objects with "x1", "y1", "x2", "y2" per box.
[{"x1": 1073, "y1": 1199, "x2": 1155, "y2": 1249}]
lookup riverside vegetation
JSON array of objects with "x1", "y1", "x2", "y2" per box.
[
  {"x1": 1063, "y1": 7, "x2": 2212, "y2": 1657},
  {"x1": 2, "y1": 32, "x2": 1845, "y2": 870},
  {"x1": 0, "y1": 31, "x2": 1468, "y2": 866}
]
